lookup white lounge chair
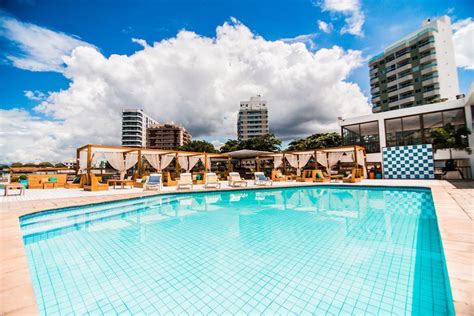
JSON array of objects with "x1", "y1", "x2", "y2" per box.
[
  {"x1": 143, "y1": 173, "x2": 162, "y2": 191},
  {"x1": 228, "y1": 172, "x2": 248, "y2": 187},
  {"x1": 204, "y1": 172, "x2": 221, "y2": 189},
  {"x1": 177, "y1": 173, "x2": 193, "y2": 190},
  {"x1": 254, "y1": 172, "x2": 273, "y2": 186}
]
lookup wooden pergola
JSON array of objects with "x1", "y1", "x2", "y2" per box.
[{"x1": 76, "y1": 144, "x2": 231, "y2": 178}]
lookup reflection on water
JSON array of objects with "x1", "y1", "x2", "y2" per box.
[{"x1": 21, "y1": 186, "x2": 452, "y2": 315}]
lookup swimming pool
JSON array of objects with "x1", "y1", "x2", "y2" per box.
[{"x1": 21, "y1": 186, "x2": 454, "y2": 315}]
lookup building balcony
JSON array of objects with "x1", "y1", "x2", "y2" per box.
[
  {"x1": 370, "y1": 76, "x2": 379, "y2": 84},
  {"x1": 371, "y1": 95, "x2": 380, "y2": 103},
  {"x1": 394, "y1": 63, "x2": 412, "y2": 74},
  {"x1": 422, "y1": 76, "x2": 439, "y2": 86},
  {"x1": 418, "y1": 41, "x2": 435, "y2": 52},
  {"x1": 388, "y1": 89, "x2": 398, "y2": 98},
  {"x1": 397, "y1": 85, "x2": 414, "y2": 95},
  {"x1": 371, "y1": 86, "x2": 380, "y2": 94},
  {"x1": 423, "y1": 89, "x2": 440, "y2": 98},
  {"x1": 420, "y1": 53, "x2": 436, "y2": 64},
  {"x1": 421, "y1": 65, "x2": 437, "y2": 75},
  {"x1": 386, "y1": 54, "x2": 411, "y2": 68},
  {"x1": 372, "y1": 105, "x2": 382, "y2": 113},
  {"x1": 369, "y1": 68, "x2": 378, "y2": 76}
]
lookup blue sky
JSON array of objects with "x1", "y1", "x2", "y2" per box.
[{"x1": 0, "y1": 0, "x2": 473, "y2": 162}]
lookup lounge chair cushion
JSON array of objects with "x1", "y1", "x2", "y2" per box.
[
  {"x1": 256, "y1": 174, "x2": 267, "y2": 181},
  {"x1": 72, "y1": 176, "x2": 81, "y2": 184},
  {"x1": 48, "y1": 177, "x2": 58, "y2": 182}
]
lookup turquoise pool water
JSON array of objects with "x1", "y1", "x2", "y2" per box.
[{"x1": 21, "y1": 186, "x2": 454, "y2": 315}]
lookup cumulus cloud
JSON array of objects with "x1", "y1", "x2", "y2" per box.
[
  {"x1": 0, "y1": 18, "x2": 369, "y2": 163},
  {"x1": 452, "y1": 17, "x2": 474, "y2": 70},
  {"x1": 0, "y1": 11, "x2": 93, "y2": 72},
  {"x1": 318, "y1": 20, "x2": 333, "y2": 33},
  {"x1": 319, "y1": 0, "x2": 365, "y2": 37},
  {"x1": 280, "y1": 33, "x2": 318, "y2": 50}
]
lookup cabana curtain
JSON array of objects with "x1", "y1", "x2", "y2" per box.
[
  {"x1": 143, "y1": 154, "x2": 161, "y2": 171},
  {"x1": 316, "y1": 152, "x2": 328, "y2": 169},
  {"x1": 285, "y1": 154, "x2": 298, "y2": 169},
  {"x1": 103, "y1": 152, "x2": 138, "y2": 179},
  {"x1": 356, "y1": 149, "x2": 367, "y2": 178},
  {"x1": 178, "y1": 156, "x2": 189, "y2": 171},
  {"x1": 327, "y1": 152, "x2": 344, "y2": 170},
  {"x1": 79, "y1": 151, "x2": 87, "y2": 172},
  {"x1": 298, "y1": 154, "x2": 312, "y2": 169},
  {"x1": 274, "y1": 156, "x2": 283, "y2": 168},
  {"x1": 189, "y1": 156, "x2": 203, "y2": 171},
  {"x1": 160, "y1": 154, "x2": 175, "y2": 170}
]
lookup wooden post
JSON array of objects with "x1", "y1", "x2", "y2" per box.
[
  {"x1": 175, "y1": 153, "x2": 179, "y2": 173},
  {"x1": 282, "y1": 153, "x2": 286, "y2": 175},
  {"x1": 76, "y1": 148, "x2": 80, "y2": 175},
  {"x1": 86, "y1": 145, "x2": 92, "y2": 174},
  {"x1": 314, "y1": 150, "x2": 317, "y2": 169},
  {"x1": 204, "y1": 153, "x2": 208, "y2": 171},
  {"x1": 137, "y1": 149, "x2": 142, "y2": 178},
  {"x1": 354, "y1": 145, "x2": 358, "y2": 176},
  {"x1": 256, "y1": 158, "x2": 260, "y2": 172}
]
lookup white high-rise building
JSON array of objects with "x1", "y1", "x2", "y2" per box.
[
  {"x1": 237, "y1": 95, "x2": 269, "y2": 141},
  {"x1": 121, "y1": 109, "x2": 157, "y2": 147},
  {"x1": 369, "y1": 16, "x2": 460, "y2": 113}
]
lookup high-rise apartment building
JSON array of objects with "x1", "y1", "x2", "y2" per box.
[
  {"x1": 369, "y1": 16, "x2": 459, "y2": 113},
  {"x1": 237, "y1": 95, "x2": 269, "y2": 140},
  {"x1": 147, "y1": 122, "x2": 192, "y2": 150},
  {"x1": 121, "y1": 109, "x2": 158, "y2": 147}
]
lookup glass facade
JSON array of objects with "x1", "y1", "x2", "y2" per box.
[
  {"x1": 385, "y1": 109, "x2": 466, "y2": 147},
  {"x1": 342, "y1": 121, "x2": 380, "y2": 153}
]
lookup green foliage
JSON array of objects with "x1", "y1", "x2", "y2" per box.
[
  {"x1": 23, "y1": 162, "x2": 37, "y2": 167},
  {"x1": 11, "y1": 176, "x2": 19, "y2": 182},
  {"x1": 0, "y1": 164, "x2": 9, "y2": 169},
  {"x1": 38, "y1": 162, "x2": 54, "y2": 167},
  {"x1": 431, "y1": 124, "x2": 471, "y2": 158},
  {"x1": 19, "y1": 175, "x2": 27, "y2": 180},
  {"x1": 220, "y1": 139, "x2": 240, "y2": 153},
  {"x1": 428, "y1": 98, "x2": 449, "y2": 104},
  {"x1": 10, "y1": 162, "x2": 23, "y2": 167},
  {"x1": 220, "y1": 134, "x2": 282, "y2": 152},
  {"x1": 178, "y1": 140, "x2": 218, "y2": 153},
  {"x1": 54, "y1": 163, "x2": 67, "y2": 168},
  {"x1": 287, "y1": 132, "x2": 342, "y2": 151}
]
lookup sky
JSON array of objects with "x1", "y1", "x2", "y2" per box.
[{"x1": 0, "y1": 0, "x2": 473, "y2": 163}]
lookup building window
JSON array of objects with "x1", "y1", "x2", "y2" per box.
[
  {"x1": 342, "y1": 121, "x2": 380, "y2": 153},
  {"x1": 385, "y1": 109, "x2": 467, "y2": 147}
]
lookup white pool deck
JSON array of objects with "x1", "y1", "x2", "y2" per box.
[{"x1": 0, "y1": 179, "x2": 472, "y2": 315}]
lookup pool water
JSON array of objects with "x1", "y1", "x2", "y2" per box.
[{"x1": 21, "y1": 186, "x2": 454, "y2": 315}]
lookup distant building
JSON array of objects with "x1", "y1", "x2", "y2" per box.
[
  {"x1": 237, "y1": 95, "x2": 269, "y2": 141},
  {"x1": 369, "y1": 16, "x2": 460, "y2": 113},
  {"x1": 122, "y1": 109, "x2": 158, "y2": 147},
  {"x1": 147, "y1": 122, "x2": 192, "y2": 150}
]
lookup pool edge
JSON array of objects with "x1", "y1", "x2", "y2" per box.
[{"x1": 1, "y1": 181, "x2": 472, "y2": 315}]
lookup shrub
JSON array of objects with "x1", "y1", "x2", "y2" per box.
[
  {"x1": 19, "y1": 175, "x2": 27, "y2": 180},
  {"x1": 11, "y1": 176, "x2": 19, "y2": 182}
]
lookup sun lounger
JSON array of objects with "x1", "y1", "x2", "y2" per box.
[
  {"x1": 254, "y1": 172, "x2": 273, "y2": 186},
  {"x1": 228, "y1": 172, "x2": 248, "y2": 187},
  {"x1": 204, "y1": 172, "x2": 221, "y2": 189},
  {"x1": 314, "y1": 169, "x2": 330, "y2": 182},
  {"x1": 177, "y1": 173, "x2": 193, "y2": 190},
  {"x1": 271, "y1": 169, "x2": 290, "y2": 181},
  {"x1": 143, "y1": 173, "x2": 162, "y2": 191}
]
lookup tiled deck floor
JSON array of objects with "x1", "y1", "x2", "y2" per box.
[{"x1": 1, "y1": 180, "x2": 472, "y2": 315}]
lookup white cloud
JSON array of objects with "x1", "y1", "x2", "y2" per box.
[
  {"x1": 0, "y1": 18, "x2": 370, "y2": 163},
  {"x1": 452, "y1": 17, "x2": 474, "y2": 70},
  {"x1": 319, "y1": 0, "x2": 365, "y2": 37},
  {"x1": 280, "y1": 33, "x2": 318, "y2": 50},
  {"x1": 0, "y1": 12, "x2": 93, "y2": 72},
  {"x1": 24, "y1": 90, "x2": 46, "y2": 101},
  {"x1": 318, "y1": 20, "x2": 333, "y2": 33}
]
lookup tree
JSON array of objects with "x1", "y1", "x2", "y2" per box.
[
  {"x1": 287, "y1": 132, "x2": 342, "y2": 151},
  {"x1": 38, "y1": 162, "x2": 54, "y2": 167},
  {"x1": 54, "y1": 163, "x2": 67, "y2": 168},
  {"x1": 431, "y1": 123, "x2": 471, "y2": 159},
  {"x1": 178, "y1": 140, "x2": 218, "y2": 153},
  {"x1": 10, "y1": 162, "x2": 23, "y2": 167},
  {"x1": 220, "y1": 139, "x2": 240, "y2": 153},
  {"x1": 241, "y1": 133, "x2": 282, "y2": 152}
]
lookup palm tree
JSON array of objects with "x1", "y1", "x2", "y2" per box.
[{"x1": 431, "y1": 123, "x2": 471, "y2": 159}]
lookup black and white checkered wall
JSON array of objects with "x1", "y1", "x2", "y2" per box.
[{"x1": 383, "y1": 144, "x2": 435, "y2": 179}]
